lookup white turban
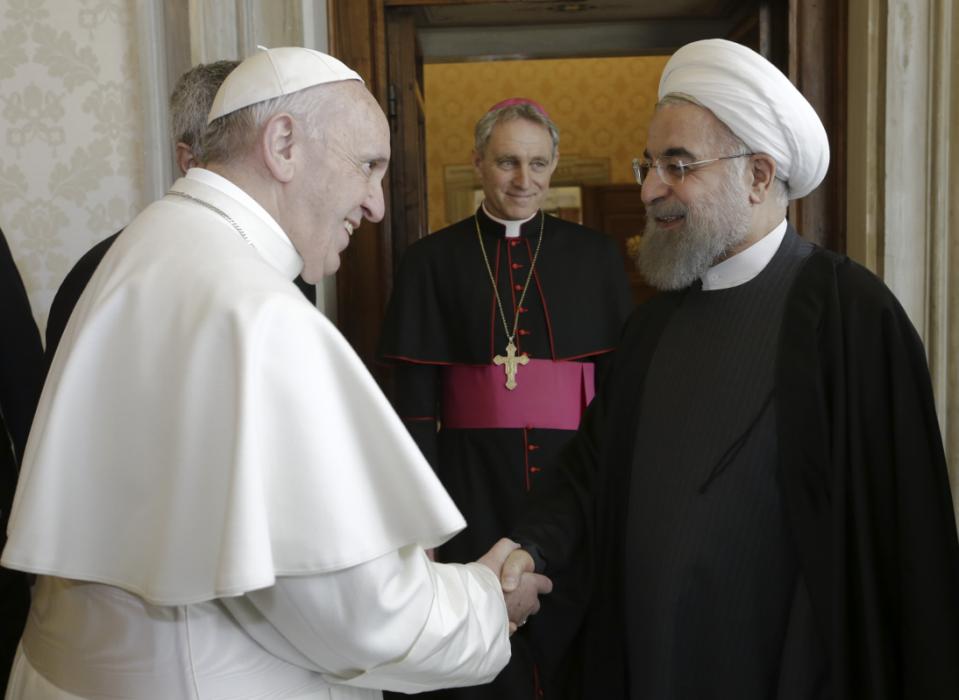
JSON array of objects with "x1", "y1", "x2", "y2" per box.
[
  {"x1": 208, "y1": 46, "x2": 363, "y2": 123},
  {"x1": 658, "y1": 39, "x2": 829, "y2": 200}
]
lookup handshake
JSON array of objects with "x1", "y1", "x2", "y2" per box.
[{"x1": 478, "y1": 538, "x2": 553, "y2": 635}]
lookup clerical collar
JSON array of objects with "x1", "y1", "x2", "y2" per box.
[
  {"x1": 178, "y1": 168, "x2": 303, "y2": 280},
  {"x1": 481, "y1": 202, "x2": 537, "y2": 238},
  {"x1": 701, "y1": 218, "x2": 788, "y2": 291}
]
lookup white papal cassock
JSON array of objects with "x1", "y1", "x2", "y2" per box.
[{"x1": 2, "y1": 168, "x2": 510, "y2": 699}]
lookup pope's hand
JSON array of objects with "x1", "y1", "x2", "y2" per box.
[{"x1": 478, "y1": 540, "x2": 552, "y2": 635}]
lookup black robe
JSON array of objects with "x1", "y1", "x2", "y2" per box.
[
  {"x1": 512, "y1": 234, "x2": 959, "y2": 698},
  {"x1": 0, "y1": 228, "x2": 43, "y2": 695},
  {"x1": 379, "y1": 208, "x2": 633, "y2": 698}
]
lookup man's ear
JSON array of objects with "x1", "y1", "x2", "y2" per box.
[
  {"x1": 174, "y1": 142, "x2": 196, "y2": 176},
  {"x1": 260, "y1": 113, "x2": 297, "y2": 183},
  {"x1": 747, "y1": 153, "x2": 777, "y2": 204}
]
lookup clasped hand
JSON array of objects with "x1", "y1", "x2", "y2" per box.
[{"x1": 479, "y1": 538, "x2": 553, "y2": 635}]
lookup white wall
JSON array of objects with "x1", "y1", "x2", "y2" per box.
[
  {"x1": 0, "y1": 0, "x2": 332, "y2": 334},
  {"x1": 0, "y1": 0, "x2": 146, "y2": 334}
]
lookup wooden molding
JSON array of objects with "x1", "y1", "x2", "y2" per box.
[
  {"x1": 926, "y1": 0, "x2": 959, "y2": 468},
  {"x1": 788, "y1": 0, "x2": 848, "y2": 254},
  {"x1": 845, "y1": 0, "x2": 885, "y2": 274},
  {"x1": 329, "y1": 0, "x2": 392, "y2": 372}
]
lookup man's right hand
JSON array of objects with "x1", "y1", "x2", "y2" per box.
[{"x1": 479, "y1": 541, "x2": 552, "y2": 634}]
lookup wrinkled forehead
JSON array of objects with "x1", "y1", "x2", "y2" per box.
[
  {"x1": 324, "y1": 84, "x2": 388, "y2": 140},
  {"x1": 643, "y1": 101, "x2": 725, "y2": 160}
]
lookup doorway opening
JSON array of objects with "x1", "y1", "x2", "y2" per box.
[
  {"x1": 328, "y1": 0, "x2": 845, "y2": 369},
  {"x1": 394, "y1": 0, "x2": 778, "y2": 305}
]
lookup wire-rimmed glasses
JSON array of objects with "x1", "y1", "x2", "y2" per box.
[{"x1": 632, "y1": 153, "x2": 754, "y2": 186}]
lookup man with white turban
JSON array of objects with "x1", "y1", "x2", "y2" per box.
[
  {"x1": 2, "y1": 47, "x2": 551, "y2": 699},
  {"x1": 501, "y1": 38, "x2": 959, "y2": 698}
]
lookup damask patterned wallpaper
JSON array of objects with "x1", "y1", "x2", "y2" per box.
[
  {"x1": 424, "y1": 55, "x2": 669, "y2": 231},
  {"x1": 0, "y1": 0, "x2": 144, "y2": 334}
]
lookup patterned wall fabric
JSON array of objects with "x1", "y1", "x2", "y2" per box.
[
  {"x1": 0, "y1": 0, "x2": 144, "y2": 334},
  {"x1": 424, "y1": 55, "x2": 669, "y2": 232}
]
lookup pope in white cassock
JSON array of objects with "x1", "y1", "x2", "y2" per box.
[{"x1": 1, "y1": 48, "x2": 539, "y2": 699}]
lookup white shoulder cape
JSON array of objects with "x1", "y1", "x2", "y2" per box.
[{"x1": 2, "y1": 174, "x2": 466, "y2": 604}]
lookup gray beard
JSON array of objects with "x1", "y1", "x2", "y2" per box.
[{"x1": 637, "y1": 177, "x2": 753, "y2": 291}]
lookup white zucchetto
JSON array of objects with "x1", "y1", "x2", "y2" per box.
[
  {"x1": 208, "y1": 46, "x2": 364, "y2": 123},
  {"x1": 658, "y1": 38, "x2": 829, "y2": 200}
]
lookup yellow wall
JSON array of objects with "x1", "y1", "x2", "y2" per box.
[{"x1": 424, "y1": 55, "x2": 669, "y2": 231}]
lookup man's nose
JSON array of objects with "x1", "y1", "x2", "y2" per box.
[
  {"x1": 641, "y1": 171, "x2": 670, "y2": 205},
  {"x1": 363, "y1": 183, "x2": 386, "y2": 223},
  {"x1": 513, "y1": 165, "x2": 531, "y2": 188}
]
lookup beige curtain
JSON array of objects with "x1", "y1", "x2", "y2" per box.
[{"x1": 848, "y1": 0, "x2": 958, "y2": 521}]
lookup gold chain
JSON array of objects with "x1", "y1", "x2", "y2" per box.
[{"x1": 474, "y1": 211, "x2": 545, "y2": 345}]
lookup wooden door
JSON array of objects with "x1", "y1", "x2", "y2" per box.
[
  {"x1": 385, "y1": 8, "x2": 428, "y2": 273},
  {"x1": 328, "y1": 0, "x2": 391, "y2": 373},
  {"x1": 581, "y1": 184, "x2": 655, "y2": 306}
]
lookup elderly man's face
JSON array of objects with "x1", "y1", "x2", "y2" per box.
[
  {"x1": 292, "y1": 85, "x2": 390, "y2": 281},
  {"x1": 637, "y1": 102, "x2": 752, "y2": 290},
  {"x1": 473, "y1": 118, "x2": 557, "y2": 221}
]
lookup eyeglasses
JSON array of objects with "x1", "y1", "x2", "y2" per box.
[{"x1": 631, "y1": 153, "x2": 754, "y2": 186}]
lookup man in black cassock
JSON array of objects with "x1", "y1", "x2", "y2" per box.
[
  {"x1": 0, "y1": 227, "x2": 43, "y2": 694},
  {"x1": 379, "y1": 99, "x2": 633, "y2": 698},
  {"x1": 44, "y1": 60, "x2": 315, "y2": 368},
  {"x1": 503, "y1": 38, "x2": 959, "y2": 699}
]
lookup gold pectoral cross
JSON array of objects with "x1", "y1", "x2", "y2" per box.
[{"x1": 493, "y1": 341, "x2": 529, "y2": 391}]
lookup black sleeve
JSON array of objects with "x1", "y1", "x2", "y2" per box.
[
  {"x1": 391, "y1": 362, "x2": 441, "y2": 471},
  {"x1": 836, "y1": 262, "x2": 959, "y2": 696},
  {"x1": 777, "y1": 252, "x2": 959, "y2": 697},
  {"x1": 0, "y1": 229, "x2": 43, "y2": 462},
  {"x1": 0, "y1": 228, "x2": 38, "y2": 693},
  {"x1": 45, "y1": 232, "x2": 120, "y2": 369},
  {"x1": 510, "y1": 361, "x2": 609, "y2": 572}
]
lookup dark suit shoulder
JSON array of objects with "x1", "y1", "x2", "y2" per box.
[
  {"x1": 544, "y1": 215, "x2": 614, "y2": 243},
  {"x1": 402, "y1": 217, "x2": 474, "y2": 258},
  {"x1": 796, "y1": 246, "x2": 911, "y2": 319},
  {"x1": 46, "y1": 231, "x2": 122, "y2": 360},
  {"x1": 405, "y1": 214, "x2": 618, "y2": 259}
]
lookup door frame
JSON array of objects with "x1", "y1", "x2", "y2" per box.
[{"x1": 327, "y1": 0, "x2": 847, "y2": 367}]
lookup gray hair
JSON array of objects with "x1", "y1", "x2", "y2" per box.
[
  {"x1": 168, "y1": 60, "x2": 239, "y2": 164},
  {"x1": 474, "y1": 103, "x2": 559, "y2": 157},
  {"x1": 200, "y1": 83, "x2": 338, "y2": 166},
  {"x1": 657, "y1": 93, "x2": 788, "y2": 208}
]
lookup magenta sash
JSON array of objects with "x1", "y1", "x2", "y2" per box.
[{"x1": 441, "y1": 360, "x2": 595, "y2": 430}]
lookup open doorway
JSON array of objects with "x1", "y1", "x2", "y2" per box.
[
  {"x1": 328, "y1": 0, "x2": 845, "y2": 367},
  {"x1": 389, "y1": 1, "x2": 780, "y2": 307}
]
